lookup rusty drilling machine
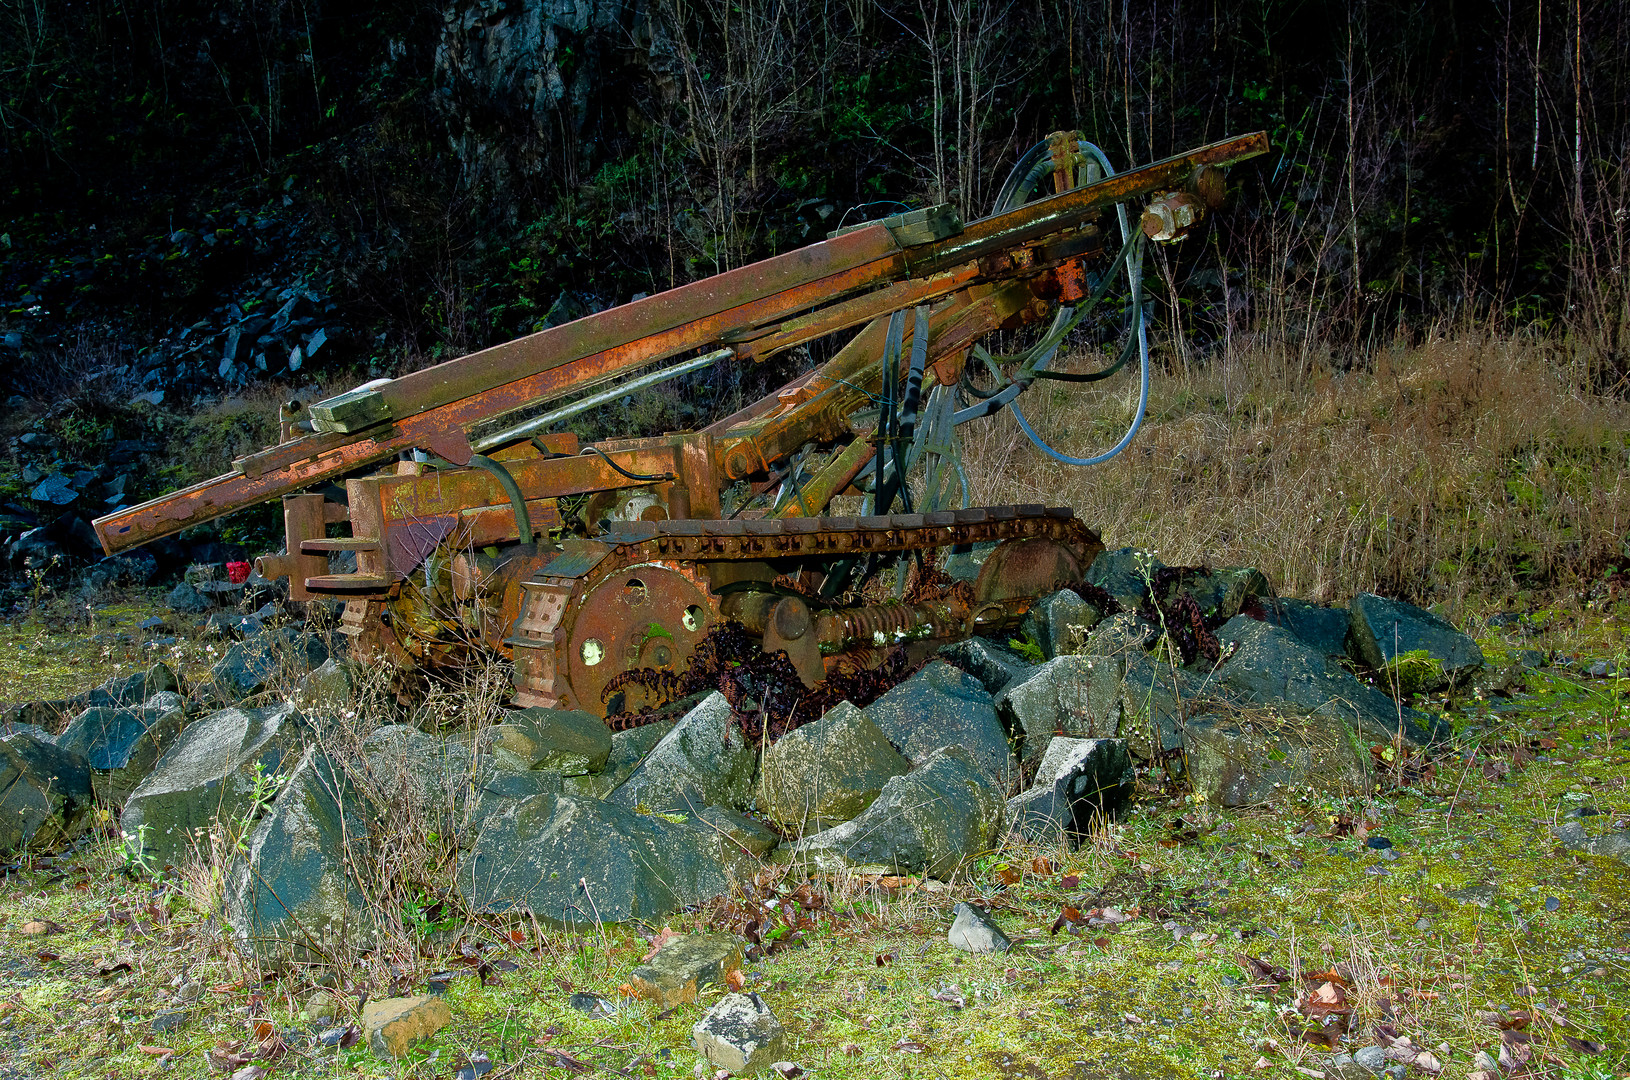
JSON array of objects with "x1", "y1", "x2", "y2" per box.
[{"x1": 93, "y1": 131, "x2": 1269, "y2": 728}]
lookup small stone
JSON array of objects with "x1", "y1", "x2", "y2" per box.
[
  {"x1": 150, "y1": 1010, "x2": 190, "y2": 1033},
  {"x1": 304, "y1": 990, "x2": 341, "y2": 1023},
  {"x1": 1365, "y1": 835, "x2": 1393, "y2": 849},
  {"x1": 947, "y1": 902, "x2": 1011, "y2": 954},
  {"x1": 1354, "y1": 1045, "x2": 1389, "y2": 1073},
  {"x1": 165, "y1": 581, "x2": 211, "y2": 614},
  {"x1": 1544, "y1": 895, "x2": 1560, "y2": 912},
  {"x1": 568, "y1": 993, "x2": 617, "y2": 1018},
  {"x1": 627, "y1": 932, "x2": 745, "y2": 1006},
  {"x1": 361, "y1": 995, "x2": 451, "y2": 1059},
  {"x1": 317, "y1": 1026, "x2": 351, "y2": 1047},
  {"x1": 1413, "y1": 918, "x2": 1430, "y2": 931},
  {"x1": 692, "y1": 993, "x2": 786, "y2": 1075}
]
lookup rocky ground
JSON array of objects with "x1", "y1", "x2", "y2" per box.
[{"x1": 0, "y1": 548, "x2": 1627, "y2": 1079}]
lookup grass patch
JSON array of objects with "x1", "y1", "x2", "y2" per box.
[{"x1": 2, "y1": 618, "x2": 1627, "y2": 1078}]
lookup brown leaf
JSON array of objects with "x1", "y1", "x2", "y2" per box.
[
  {"x1": 137, "y1": 1045, "x2": 175, "y2": 1056},
  {"x1": 874, "y1": 952, "x2": 897, "y2": 967},
  {"x1": 891, "y1": 1039, "x2": 928, "y2": 1053},
  {"x1": 641, "y1": 927, "x2": 684, "y2": 961},
  {"x1": 1498, "y1": 1012, "x2": 1531, "y2": 1030},
  {"x1": 725, "y1": 969, "x2": 746, "y2": 992},
  {"x1": 35, "y1": 951, "x2": 59, "y2": 963},
  {"x1": 1239, "y1": 955, "x2": 1290, "y2": 984},
  {"x1": 1291, "y1": 1025, "x2": 1338, "y2": 1049},
  {"x1": 1029, "y1": 857, "x2": 1056, "y2": 875},
  {"x1": 995, "y1": 866, "x2": 1021, "y2": 887},
  {"x1": 1560, "y1": 1034, "x2": 1605, "y2": 1054},
  {"x1": 249, "y1": 1019, "x2": 274, "y2": 1042},
  {"x1": 1048, "y1": 906, "x2": 1085, "y2": 935},
  {"x1": 1300, "y1": 981, "x2": 1351, "y2": 1018},
  {"x1": 546, "y1": 1049, "x2": 591, "y2": 1073},
  {"x1": 554, "y1": 977, "x2": 573, "y2": 993},
  {"x1": 97, "y1": 962, "x2": 132, "y2": 977},
  {"x1": 1302, "y1": 968, "x2": 1351, "y2": 988},
  {"x1": 19, "y1": 920, "x2": 65, "y2": 936},
  {"x1": 229, "y1": 1067, "x2": 267, "y2": 1080},
  {"x1": 256, "y1": 1033, "x2": 288, "y2": 1062},
  {"x1": 337, "y1": 1025, "x2": 360, "y2": 1049},
  {"x1": 508, "y1": 928, "x2": 528, "y2": 944},
  {"x1": 1060, "y1": 874, "x2": 1080, "y2": 888},
  {"x1": 1093, "y1": 936, "x2": 1111, "y2": 950}
]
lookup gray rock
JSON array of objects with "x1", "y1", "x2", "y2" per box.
[
  {"x1": 1551, "y1": 820, "x2": 1630, "y2": 865},
  {"x1": 196, "y1": 627, "x2": 330, "y2": 704},
  {"x1": 1215, "y1": 616, "x2": 1443, "y2": 747},
  {"x1": 501, "y1": 706, "x2": 612, "y2": 774},
  {"x1": 938, "y1": 636, "x2": 1038, "y2": 696},
  {"x1": 1354, "y1": 1046, "x2": 1388, "y2": 1073},
  {"x1": 788, "y1": 745, "x2": 1005, "y2": 877},
  {"x1": 55, "y1": 691, "x2": 187, "y2": 805},
  {"x1": 996, "y1": 654, "x2": 1125, "y2": 764},
  {"x1": 758, "y1": 701, "x2": 908, "y2": 829},
  {"x1": 463, "y1": 764, "x2": 565, "y2": 838},
  {"x1": 362, "y1": 724, "x2": 520, "y2": 843},
  {"x1": 1260, "y1": 599, "x2": 1351, "y2": 657},
  {"x1": 1019, "y1": 589, "x2": 1105, "y2": 660},
  {"x1": 948, "y1": 901, "x2": 1011, "y2": 953},
  {"x1": 458, "y1": 793, "x2": 731, "y2": 926},
  {"x1": 1083, "y1": 611, "x2": 1160, "y2": 657},
  {"x1": 1159, "y1": 566, "x2": 1274, "y2": 621},
  {"x1": 1347, "y1": 592, "x2": 1485, "y2": 691},
  {"x1": 1005, "y1": 737, "x2": 1133, "y2": 843},
  {"x1": 84, "y1": 664, "x2": 180, "y2": 710},
  {"x1": 627, "y1": 932, "x2": 745, "y2": 1006},
  {"x1": 692, "y1": 993, "x2": 786, "y2": 1075},
  {"x1": 1085, "y1": 547, "x2": 1162, "y2": 610},
  {"x1": 0, "y1": 733, "x2": 94, "y2": 854},
  {"x1": 291, "y1": 658, "x2": 359, "y2": 712},
  {"x1": 863, "y1": 661, "x2": 1018, "y2": 789},
  {"x1": 1183, "y1": 707, "x2": 1371, "y2": 807},
  {"x1": 687, "y1": 806, "x2": 780, "y2": 858},
  {"x1": 607, "y1": 693, "x2": 754, "y2": 814},
  {"x1": 165, "y1": 581, "x2": 211, "y2": 614},
  {"x1": 224, "y1": 747, "x2": 377, "y2": 961},
  {"x1": 119, "y1": 702, "x2": 305, "y2": 868}
]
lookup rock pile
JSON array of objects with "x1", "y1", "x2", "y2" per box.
[{"x1": 1, "y1": 546, "x2": 1495, "y2": 964}]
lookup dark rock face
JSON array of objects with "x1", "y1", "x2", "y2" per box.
[
  {"x1": 500, "y1": 706, "x2": 613, "y2": 774},
  {"x1": 458, "y1": 793, "x2": 731, "y2": 926},
  {"x1": 757, "y1": 701, "x2": 908, "y2": 830},
  {"x1": 119, "y1": 702, "x2": 305, "y2": 868},
  {"x1": 55, "y1": 691, "x2": 187, "y2": 805},
  {"x1": 1347, "y1": 592, "x2": 1485, "y2": 691},
  {"x1": 1005, "y1": 737, "x2": 1134, "y2": 843},
  {"x1": 225, "y1": 747, "x2": 378, "y2": 961},
  {"x1": 0, "y1": 733, "x2": 94, "y2": 854},
  {"x1": 166, "y1": 581, "x2": 212, "y2": 614},
  {"x1": 607, "y1": 693, "x2": 754, "y2": 814},
  {"x1": 788, "y1": 745, "x2": 1005, "y2": 876},
  {"x1": 1215, "y1": 616, "x2": 1444, "y2": 747},
  {"x1": 434, "y1": 0, "x2": 677, "y2": 204},
  {"x1": 863, "y1": 661, "x2": 1018, "y2": 790}
]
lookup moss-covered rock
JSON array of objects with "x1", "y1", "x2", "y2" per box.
[
  {"x1": 56, "y1": 691, "x2": 186, "y2": 806},
  {"x1": 1347, "y1": 592, "x2": 1484, "y2": 691},
  {"x1": 757, "y1": 701, "x2": 908, "y2": 830},
  {"x1": 0, "y1": 732, "x2": 93, "y2": 854}
]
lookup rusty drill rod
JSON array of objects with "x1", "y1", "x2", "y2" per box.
[{"x1": 93, "y1": 131, "x2": 1268, "y2": 555}]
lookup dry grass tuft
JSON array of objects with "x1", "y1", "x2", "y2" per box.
[{"x1": 963, "y1": 333, "x2": 1630, "y2": 615}]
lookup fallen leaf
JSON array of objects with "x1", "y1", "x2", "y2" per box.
[
  {"x1": 770, "y1": 1064, "x2": 805, "y2": 1078},
  {"x1": 995, "y1": 866, "x2": 1021, "y2": 887},
  {"x1": 546, "y1": 1049, "x2": 591, "y2": 1073},
  {"x1": 337, "y1": 1025, "x2": 360, "y2": 1049},
  {"x1": 1560, "y1": 1034, "x2": 1605, "y2": 1054},
  {"x1": 35, "y1": 951, "x2": 59, "y2": 963},
  {"x1": 1300, "y1": 981, "x2": 1350, "y2": 1018},
  {"x1": 1239, "y1": 954, "x2": 1290, "y2": 984},
  {"x1": 508, "y1": 928, "x2": 527, "y2": 944},
  {"x1": 1411, "y1": 1050, "x2": 1442, "y2": 1074},
  {"x1": 891, "y1": 1039, "x2": 928, "y2": 1053},
  {"x1": 874, "y1": 952, "x2": 896, "y2": 966},
  {"x1": 249, "y1": 1019, "x2": 274, "y2": 1042},
  {"x1": 230, "y1": 1068, "x2": 267, "y2": 1080},
  {"x1": 929, "y1": 986, "x2": 966, "y2": 1009},
  {"x1": 137, "y1": 1045, "x2": 175, "y2": 1056},
  {"x1": 1293, "y1": 1024, "x2": 1338, "y2": 1048},
  {"x1": 725, "y1": 969, "x2": 746, "y2": 991},
  {"x1": 209, "y1": 980, "x2": 245, "y2": 994},
  {"x1": 1049, "y1": 906, "x2": 1084, "y2": 935},
  {"x1": 19, "y1": 920, "x2": 65, "y2": 936},
  {"x1": 1301, "y1": 969, "x2": 1351, "y2": 989},
  {"x1": 641, "y1": 927, "x2": 684, "y2": 961},
  {"x1": 1029, "y1": 857, "x2": 1056, "y2": 875},
  {"x1": 1060, "y1": 874, "x2": 1080, "y2": 888},
  {"x1": 97, "y1": 962, "x2": 132, "y2": 977}
]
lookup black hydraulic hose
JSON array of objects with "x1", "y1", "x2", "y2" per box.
[
  {"x1": 418, "y1": 450, "x2": 536, "y2": 546},
  {"x1": 579, "y1": 445, "x2": 676, "y2": 483},
  {"x1": 468, "y1": 454, "x2": 534, "y2": 546}
]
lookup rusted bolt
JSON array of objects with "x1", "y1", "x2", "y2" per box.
[{"x1": 772, "y1": 596, "x2": 811, "y2": 641}]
